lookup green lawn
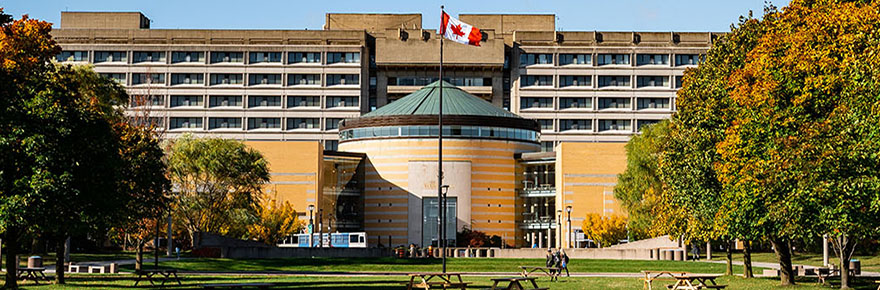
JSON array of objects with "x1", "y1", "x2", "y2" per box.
[
  {"x1": 119, "y1": 257, "x2": 761, "y2": 274},
  {"x1": 3, "y1": 274, "x2": 879, "y2": 289}
]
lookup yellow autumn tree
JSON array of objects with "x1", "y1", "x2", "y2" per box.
[
  {"x1": 246, "y1": 197, "x2": 304, "y2": 245},
  {"x1": 581, "y1": 214, "x2": 627, "y2": 248}
]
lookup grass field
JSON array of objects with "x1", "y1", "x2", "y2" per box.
[
  {"x1": 722, "y1": 252, "x2": 880, "y2": 272},
  {"x1": 119, "y1": 257, "x2": 761, "y2": 274},
  {"x1": 3, "y1": 274, "x2": 880, "y2": 289}
]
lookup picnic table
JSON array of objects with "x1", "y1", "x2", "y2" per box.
[
  {"x1": 404, "y1": 272, "x2": 470, "y2": 290},
  {"x1": 667, "y1": 273, "x2": 726, "y2": 290},
  {"x1": 134, "y1": 269, "x2": 182, "y2": 286},
  {"x1": 201, "y1": 282, "x2": 275, "y2": 289},
  {"x1": 17, "y1": 267, "x2": 49, "y2": 284},
  {"x1": 642, "y1": 271, "x2": 688, "y2": 290},
  {"x1": 488, "y1": 277, "x2": 547, "y2": 290},
  {"x1": 519, "y1": 266, "x2": 560, "y2": 281}
]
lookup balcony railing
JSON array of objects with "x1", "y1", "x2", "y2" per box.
[{"x1": 518, "y1": 186, "x2": 556, "y2": 197}]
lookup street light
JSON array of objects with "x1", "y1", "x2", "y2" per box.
[
  {"x1": 557, "y1": 209, "x2": 562, "y2": 249},
  {"x1": 308, "y1": 205, "x2": 315, "y2": 248},
  {"x1": 318, "y1": 208, "x2": 324, "y2": 248},
  {"x1": 440, "y1": 184, "x2": 450, "y2": 273},
  {"x1": 566, "y1": 206, "x2": 572, "y2": 248}
]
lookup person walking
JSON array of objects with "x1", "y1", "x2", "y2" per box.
[{"x1": 559, "y1": 249, "x2": 570, "y2": 277}]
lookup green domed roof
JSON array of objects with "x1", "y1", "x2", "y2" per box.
[{"x1": 361, "y1": 81, "x2": 520, "y2": 118}]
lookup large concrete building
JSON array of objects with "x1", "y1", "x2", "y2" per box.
[{"x1": 51, "y1": 11, "x2": 713, "y2": 248}]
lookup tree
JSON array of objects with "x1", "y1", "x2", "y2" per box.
[
  {"x1": 246, "y1": 197, "x2": 303, "y2": 245},
  {"x1": 614, "y1": 120, "x2": 670, "y2": 240},
  {"x1": 456, "y1": 227, "x2": 489, "y2": 247},
  {"x1": 717, "y1": 1, "x2": 880, "y2": 287},
  {"x1": 581, "y1": 214, "x2": 627, "y2": 248},
  {"x1": 167, "y1": 135, "x2": 270, "y2": 246}
]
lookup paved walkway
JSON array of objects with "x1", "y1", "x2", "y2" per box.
[{"x1": 699, "y1": 259, "x2": 880, "y2": 277}]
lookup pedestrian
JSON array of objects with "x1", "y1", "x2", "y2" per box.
[
  {"x1": 559, "y1": 249, "x2": 570, "y2": 277},
  {"x1": 691, "y1": 243, "x2": 700, "y2": 260},
  {"x1": 546, "y1": 249, "x2": 558, "y2": 281}
]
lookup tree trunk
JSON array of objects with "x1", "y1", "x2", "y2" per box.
[
  {"x1": 834, "y1": 234, "x2": 855, "y2": 289},
  {"x1": 55, "y1": 238, "x2": 66, "y2": 284},
  {"x1": 770, "y1": 237, "x2": 795, "y2": 286},
  {"x1": 135, "y1": 241, "x2": 144, "y2": 271},
  {"x1": 840, "y1": 253, "x2": 851, "y2": 289},
  {"x1": 743, "y1": 240, "x2": 753, "y2": 278},
  {"x1": 725, "y1": 239, "x2": 733, "y2": 276},
  {"x1": 5, "y1": 227, "x2": 19, "y2": 289}
]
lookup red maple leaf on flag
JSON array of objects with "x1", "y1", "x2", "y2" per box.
[{"x1": 450, "y1": 24, "x2": 465, "y2": 37}]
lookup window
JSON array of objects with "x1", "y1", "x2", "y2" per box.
[
  {"x1": 132, "y1": 51, "x2": 166, "y2": 63},
  {"x1": 560, "y1": 97, "x2": 590, "y2": 109},
  {"x1": 131, "y1": 73, "x2": 164, "y2": 85},
  {"x1": 325, "y1": 118, "x2": 343, "y2": 130},
  {"x1": 559, "y1": 54, "x2": 591, "y2": 65},
  {"x1": 287, "y1": 96, "x2": 320, "y2": 108},
  {"x1": 247, "y1": 118, "x2": 281, "y2": 129},
  {"x1": 636, "y1": 54, "x2": 669, "y2": 66},
  {"x1": 249, "y1": 52, "x2": 281, "y2": 63},
  {"x1": 248, "y1": 96, "x2": 281, "y2": 108},
  {"x1": 100, "y1": 73, "x2": 126, "y2": 85},
  {"x1": 171, "y1": 51, "x2": 204, "y2": 63},
  {"x1": 325, "y1": 140, "x2": 339, "y2": 151},
  {"x1": 169, "y1": 95, "x2": 203, "y2": 107},
  {"x1": 288, "y1": 74, "x2": 320, "y2": 86},
  {"x1": 210, "y1": 52, "x2": 244, "y2": 63},
  {"x1": 326, "y1": 74, "x2": 359, "y2": 86},
  {"x1": 638, "y1": 119, "x2": 661, "y2": 130},
  {"x1": 675, "y1": 76, "x2": 684, "y2": 88},
  {"x1": 208, "y1": 117, "x2": 242, "y2": 129},
  {"x1": 248, "y1": 74, "x2": 282, "y2": 85},
  {"x1": 287, "y1": 118, "x2": 320, "y2": 129},
  {"x1": 94, "y1": 51, "x2": 127, "y2": 63},
  {"x1": 171, "y1": 73, "x2": 204, "y2": 85},
  {"x1": 169, "y1": 117, "x2": 203, "y2": 129},
  {"x1": 598, "y1": 119, "x2": 632, "y2": 131},
  {"x1": 327, "y1": 96, "x2": 358, "y2": 108},
  {"x1": 521, "y1": 75, "x2": 553, "y2": 87},
  {"x1": 637, "y1": 98, "x2": 670, "y2": 109},
  {"x1": 597, "y1": 76, "x2": 631, "y2": 88},
  {"x1": 209, "y1": 74, "x2": 243, "y2": 85},
  {"x1": 537, "y1": 119, "x2": 554, "y2": 131},
  {"x1": 129, "y1": 95, "x2": 164, "y2": 107},
  {"x1": 541, "y1": 141, "x2": 555, "y2": 152},
  {"x1": 636, "y1": 76, "x2": 669, "y2": 88},
  {"x1": 598, "y1": 97, "x2": 631, "y2": 109},
  {"x1": 288, "y1": 52, "x2": 321, "y2": 64},
  {"x1": 559, "y1": 76, "x2": 591, "y2": 87},
  {"x1": 208, "y1": 96, "x2": 242, "y2": 107},
  {"x1": 519, "y1": 53, "x2": 553, "y2": 66},
  {"x1": 520, "y1": 97, "x2": 552, "y2": 109},
  {"x1": 560, "y1": 119, "x2": 591, "y2": 131},
  {"x1": 675, "y1": 54, "x2": 701, "y2": 66},
  {"x1": 56, "y1": 51, "x2": 87, "y2": 62},
  {"x1": 596, "y1": 54, "x2": 630, "y2": 65},
  {"x1": 327, "y1": 52, "x2": 360, "y2": 64}
]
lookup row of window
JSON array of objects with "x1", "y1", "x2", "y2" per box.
[
  {"x1": 339, "y1": 125, "x2": 540, "y2": 142},
  {"x1": 520, "y1": 97, "x2": 671, "y2": 110},
  {"x1": 521, "y1": 75, "x2": 682, "y2": 89},
  {"x1": 58, "y1": 51, "x2": 361, "y2": 65},
  {"x1": 162, "y1": 117, "x2": 348, "y2": 130},
  {"x1": 534, "y1": 119, "x2": 661, "y2": 132},
  {"x1": 388, "y1": 77, "x2": 492, "y2": 87},
  {"x1": 131, "y1": 95, "x2": 359, "y2": 109},
  {"x1": 101, "y1": 73, "x2": 359, "y2": 87},
  {"x1": 519, "y1": 53, "x2": 702, "y2": 67}
]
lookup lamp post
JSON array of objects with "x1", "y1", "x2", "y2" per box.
[
  {"x1": 318, "y1": 208, "x2": 324, "y2": 248},
  {"x1": 308, "y1": 205, "x2": 315, "y2": 248},
  {"x1": 566, "y1": 206, "x2": 572, "y2": 248},
  {"x1": 556, "y1": 209, "x2": 562, "y2": 249},
  {"x1": 440, "y1": 184, "x2": 450, "y2": 273}
]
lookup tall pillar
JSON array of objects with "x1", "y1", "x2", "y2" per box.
[
  {"x1": 823, "y1": 234, "x2": 829, "y2": 266},
  {"x1": 166, "y1": 215, "x2": 173, "y2": 257},
  {"x1": 706, "y1": 241, "x2": 712, "y2": 260},
  {"x1": 538, "y1": 232, "x2": 543, "y2": 248}
]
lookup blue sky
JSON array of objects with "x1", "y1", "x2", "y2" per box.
[{"x1": 6, "y1": 0, "x2": 789, "y2": 32}]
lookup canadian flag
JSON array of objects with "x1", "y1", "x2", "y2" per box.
[{"x1": 440, "y1": 11, "x2": 481, "y2": 46}]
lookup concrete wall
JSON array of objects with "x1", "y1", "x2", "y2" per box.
[
  {"x1": 493, "y1": 248, "x2": 652, "y2": 260},
  {"x1": 61, "y1": 12, "x2": 148, "y2": 29},
  {"x1": 224, "y1": 247, "x2": 393, "y2": 259}
]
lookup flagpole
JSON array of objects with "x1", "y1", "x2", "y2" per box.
[{"x1": 438, "y1": 4, "x2": 446, "y2": 274}]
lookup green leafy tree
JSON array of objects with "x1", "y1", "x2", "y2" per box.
[
  {"x1": 614, "y1": 120, "x2": 670, "y2": 240},
  {"x1": 167, "y1": 135, "x2": 270, "y2": 246},
  {"x1": 718, "y1": 0, "x2": 880, "y2": 287}
]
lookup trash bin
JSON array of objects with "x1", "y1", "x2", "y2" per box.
[
  {"x1": 850, "y1": 259, "x2": 861, "y2": 275},
  {"x1": 27, "y1": 256, "x2": 42, "y2": 268}
]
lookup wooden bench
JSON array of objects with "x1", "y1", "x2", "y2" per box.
[
  {"x1": 17, "y1": 267, "x2": 49, "y2": 284},
  {"x1": 134, "y1": 269, "x2": 182, "y2": 286},
  {"x1": 404, "y1": 272, "x2": 470, "y2": 290},
  {"x1": 487, "y1": 277, "x2": 546, "y2": 290},
  {"x1": 519, "y1": 266, "x2": 560, "y2": 281},
  {"x1": 201, "y1": 282, "x2": 275, "y2": 289}
]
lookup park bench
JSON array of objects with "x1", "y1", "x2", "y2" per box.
[
  {"x1": 642, "y1": 271, "x2": 688, "y2": 290},
  {"x1": 403, "y1": 272, "x2": 471, "y2": 290},
  {"x1": 17, "y1": 267, "x2": 49, "y2": 284},
  {"x1": 664, "y1": 273, "x2": 726, "y2": 290},
  {"x1": 201, "y1": 282, "x2": 275, "y2": 289},
  {"x1": 486, "y1": 277, "x2": 547, "y2": 290},
  {"x1": 519, "y1": 266, "x2": 560, "y2": 281},
  {"x1": 134, "y1": 269, "x2": 182, "y2": 286}
]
